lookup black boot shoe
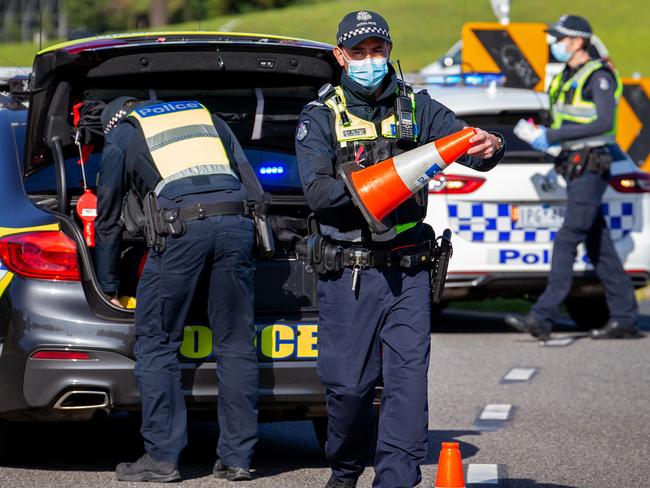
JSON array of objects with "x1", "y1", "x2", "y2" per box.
[
  {"x1": 214, "y1": 459, "x2": 252, "y2": 481},
  {"x1": 591, "y1": 320, "x2": 642, "y2": 339},
  {"x1": 505, "y1": 314, "x2": 552, "y2": 341},
  {"x1": 324, "y1": 475, "x2": 357, "y2": 488},
  {"x1": 115, "y1": 453, "x2": 181, "y2": 482}
]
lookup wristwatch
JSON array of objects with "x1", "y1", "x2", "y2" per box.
[{"x1": 494, "y1": 135, "x2": 504, "y2": 152}]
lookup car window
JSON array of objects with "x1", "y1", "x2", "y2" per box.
[
  {"x1": 462, "y1": 112, "x2": 547, "y2": 156},
  {"x1": 23, "y1": 153, "x2": 102, "y2": 193},
  {"x1": 10, "y1": 122, "x2": 25, "y2": 173}
]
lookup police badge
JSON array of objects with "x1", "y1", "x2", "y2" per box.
[
  {"x1": 296, "y1": 121, "x2": 310, "y2": 141},
  {"x1": 356, "y1": 11, "x2": 372, "y2": 21}
]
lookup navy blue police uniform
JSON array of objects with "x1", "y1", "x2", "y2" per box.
[
  {"x1": 95, "y1": 98, "x2": 263, "y2": 480},
  {"x1": 507, "y1": 15, "x2": 639, "y2": 340},
  {"x1": 295, "y1": 12, "x2": 504, "y2": 487}
]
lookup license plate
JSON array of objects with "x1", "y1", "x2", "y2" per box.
[{"x1": 514, "y1": 204, "x2": 565, "y2": 228}]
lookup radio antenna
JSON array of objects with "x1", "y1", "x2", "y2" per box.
[{"x1": 396, "y1": 59, "x2": 407, "y2": 96}]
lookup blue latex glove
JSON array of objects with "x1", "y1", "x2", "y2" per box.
[{"x1": 530, "y1": 127, "x2": 550, "y2": 151}]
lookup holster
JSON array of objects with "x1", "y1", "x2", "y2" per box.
[
  {"x1": 555, "y1": 148, "x2": 612, "y2": 181},
  {"x1": 430, "y1": 228, "x2": 453, "y2": 304},
  {"x1": 121, "y1": 190, "x2": 146, "y2": 238},
  {"x1": 142, "y1": 192, "x2": 185, "y2": 253},
  {"x1": 253, "y1": 205, "x2": 275, "y2": 260},
  {"x1": 306, "y1": 234, "x2": 343, "y2": 274}
]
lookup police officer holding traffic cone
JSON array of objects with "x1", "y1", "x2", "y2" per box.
[
  {"x1": 506, "y1": 15, "x2": 640, "y2": 340},
  {"x1": 95, "y1": 98, "x2": 268, "y2": 482},
  {"x1": 295, "y1": 11, "x2": 504, "y2": 488}
]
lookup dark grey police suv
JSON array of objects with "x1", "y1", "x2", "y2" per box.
[{"x1": 0, "y1": 32, "x2": 343, "y2": 459}]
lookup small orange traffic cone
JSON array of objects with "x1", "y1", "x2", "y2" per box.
[
  {"x1": 434, "y1": 442, "x2": 465, "y2": 488},
  {"x1": 339, "y1": 127, "x2": 476, "y2": 233}
]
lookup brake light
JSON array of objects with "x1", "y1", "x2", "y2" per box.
[
  {"x1": 31, "y1": 350, "x2": 91, "y2": 360},
  {"x1": 429, "y1": 174, "x2": 486, "y2": 194},
  {"x1": 0, "y1": 231, "x2": 81, "y2": 281},
  {"x1": 609, "y1": 173, "x2": 650, "y2": 193}
]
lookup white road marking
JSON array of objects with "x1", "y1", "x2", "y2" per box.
[
  {"x1": 480, "y1": 404, "x2": 512, "y2": 421},
  {"x1": 467, "y1": 463, "x2": 499, "y2": 484},
  {"x1": 542, "y1": 337, "x2": 575, "y2": 347},
  {"x1": 503, "y1": 367, "x2": 536, "y2": 382}
]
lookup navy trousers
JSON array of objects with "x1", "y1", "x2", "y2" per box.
[
  {"x1": 317, "y1": 266, "x2": 431, "y2": 488},
  {"x1": 134, "y1": 214, "x2": 258, "y2": 466},
  {"x1": 532, "y1": 171, "x2": 638, "y2": 325}
]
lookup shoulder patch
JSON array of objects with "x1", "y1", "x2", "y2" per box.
[
  {"x1": 296, "y1": 120, "x2": 310, "y2": 142},
  {"x1": 598, "y1": 76, "x2": 611, "y2": 91}
]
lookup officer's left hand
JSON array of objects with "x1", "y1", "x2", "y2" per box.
[{"x1": 467, "y1": 128, "x2": 502, "y2": 159}]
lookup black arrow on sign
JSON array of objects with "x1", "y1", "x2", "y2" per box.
[
  {"x1": 622, "y1": 84, "x2": 650, "y2": 165},
  {"x1": 472, "y1": 29, "x2": 541, "y2": 89}
]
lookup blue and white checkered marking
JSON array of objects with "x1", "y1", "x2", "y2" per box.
[
  {"x1": 448, "y1": 201, "x2": 635, "y2": 243},
  {"x1": 0, "y1": 261, "x2": 7, "y2": 280}
]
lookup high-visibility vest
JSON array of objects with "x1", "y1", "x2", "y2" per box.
[
  {"x1": 323, "y1": 85, "x2": 422, "y2": 236},
  {"x1": 548, "y1": 59, "x2": 622, "y2": 146},
  {"x1": 129, "y1": 100, "x2": 237, "y2": 195}
]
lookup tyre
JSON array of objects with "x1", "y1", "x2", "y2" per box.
[{"x1": 565, "y1": 296, "x2": 609, "y2": 330}]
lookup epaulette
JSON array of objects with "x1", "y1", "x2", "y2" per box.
[{"x1": 317, "y1": 83, "x2": 336, "y2": 101}]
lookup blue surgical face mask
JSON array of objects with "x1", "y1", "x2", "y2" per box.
[
  {"x1": 551, "y1": 41, "x2": 574, "y2": 63},
  {"x1": 344, "y1": 54, "x2": 388, "y2": 90}
]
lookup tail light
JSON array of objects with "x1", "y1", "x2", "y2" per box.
[
  {"x1": 31, "y1": 350, "x2": 91, "y2": 360},
  {"x1": 609, "y1": 173, "x2": 650, "y2": 193},
  {"x1": 429, "y1": 174, "x2": 486, "y2": 194},
  {"x1": 0, "y1": 231, "x2": 81, "y2": 281}
]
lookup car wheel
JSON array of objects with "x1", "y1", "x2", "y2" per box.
[{"x1": 566, "y1": 296, "x2": 609, "y2": 330}]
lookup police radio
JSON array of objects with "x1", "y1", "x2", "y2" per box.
[{"x1": 395, "y1": 60, "x2": 416, "y2": 144}]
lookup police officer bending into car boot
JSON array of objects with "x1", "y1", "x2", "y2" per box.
[
  {"x1": 506, "y1": 15, "x2": 640, "y2": 341},
  {"x1": 296, "y1": 11, "x2": 505, "y2": 488},
  {"x1": 95, "y1": 97, "x2": 267, "y2": 482}
]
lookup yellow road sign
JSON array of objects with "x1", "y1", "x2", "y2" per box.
[
  {"x1": 462, "y1": 22, "x2": 548, "y2": 91},
  {"x1": 618, "y1": 79, "x2": 650, "y2": 171}
]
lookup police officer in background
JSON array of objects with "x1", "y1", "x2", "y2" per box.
[
  {"x1": 506, "y1": 15, "x2": 640, "y2": 340},
  {"x1": 95, "y1": 97, "x2": 266, "y2": 482},
  {"x1": 296, "y1": 11, "x2": 504, "y2": 488}
]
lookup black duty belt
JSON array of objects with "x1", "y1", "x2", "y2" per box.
[
  {"x1": 176, "y1": 201, "x2": 252, "y2": 221},
  {"x1": 340, "y1": 244, "x2": 432, "y2": 269},
  {"x1": 307, "y1": 233, "x2": 433, "y2": 276}
]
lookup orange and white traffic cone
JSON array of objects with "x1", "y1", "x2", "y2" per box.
[
  {"x1": 434, "y1": 442, "x2": 465, "y2": 488},
  {"x1": 339, "y1": 127, "x2": 476, "y2": 233}
]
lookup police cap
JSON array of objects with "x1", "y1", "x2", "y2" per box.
[
  {"x1": 547, "y1": 14, "x2": 593, "y2": 40},
  {"x1": 336, "y1": 10, "x2": 391, "y2": 48}
]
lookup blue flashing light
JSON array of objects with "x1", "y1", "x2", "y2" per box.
[
  {"x1": 259, "y1": 164, "x2": 285, "y2": 176},
  {"x1": 424, "y1": 72, "x2": 506, "y2": 87}
]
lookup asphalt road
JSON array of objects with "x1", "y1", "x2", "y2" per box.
[{"x1": 1, "y1": 304, "x2": 649, "y2": 488}]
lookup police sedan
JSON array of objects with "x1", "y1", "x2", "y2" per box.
[{"x1": 422, "y1": 80, "x2": 650, "y2": 327}]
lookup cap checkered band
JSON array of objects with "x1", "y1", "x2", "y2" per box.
[
  {"x1": 104, "y1": 109, "x2": 128, "y2": 134},
  {"x1": 552, "y1": 23, "x2": 591, "y2": 38},
  {"x1": 337, "y1": 26, "x2": 390, "y2": 44}
]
